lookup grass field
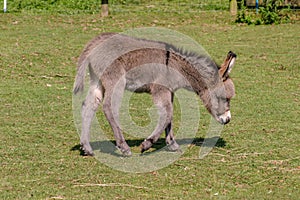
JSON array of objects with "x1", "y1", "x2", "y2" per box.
[{"x1": 0, "y1": 9, "x2": 299, "y2": 199}]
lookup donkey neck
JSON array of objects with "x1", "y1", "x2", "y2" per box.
[{"x1": 167, "y1": 49, "x2": 220, "y2": 94}]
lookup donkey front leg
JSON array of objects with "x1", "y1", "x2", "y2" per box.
[
  {"x1": 165, "y1": 122, "x2": 180, "y2": 152},
  {"x1": 141, "y1": 86, "x2": 179, "y2": 152},
  {"x1": 164, "y1": 93, "x2": 180, "y2": 151}
]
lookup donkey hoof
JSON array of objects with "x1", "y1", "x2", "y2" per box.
[
  {"x1": 80, "y1": 144, "x2": 94, "y2": 156},
  {"x1": 167, "y1": 141, "x2": 181, "y2": 152},
  {"x1": 121, "y1": 149, "x2": 132, "y2": 157},
  {"x1": 141, "y1": 139, "x2": 153, "y2": 153},
  {"x1": 116, "y1": 144, "x2": 132, "y2": 157},
  {"x1": 84, "y1": 151, "x2": 95, "y2": 156}
]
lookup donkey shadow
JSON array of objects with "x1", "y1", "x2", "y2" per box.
[{"x1": 71, "y1": 137, "x2": 226, "y2": 156}]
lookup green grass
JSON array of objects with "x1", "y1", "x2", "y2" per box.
[
  {"x1": 6, "y1": 0, "x2": 230, "y2": 14},
  {"x1": 1, "y1": 10, "x2": 299, "y2": 199}
]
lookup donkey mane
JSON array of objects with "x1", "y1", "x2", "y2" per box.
[{"x1": 169, "y1": 45, "x2": 218, "y2": 74}]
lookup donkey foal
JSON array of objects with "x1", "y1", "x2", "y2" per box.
[{"x1": 73, "y1": 33, "x2": 236, "y2": 156}]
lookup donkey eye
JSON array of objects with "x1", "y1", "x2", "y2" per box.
[
  {"x1": 219, "y1": 96, "x2": 227, "y2": 103},
  {"x1": 221, "y1": 96, "x2": 227, "y2": 101}
]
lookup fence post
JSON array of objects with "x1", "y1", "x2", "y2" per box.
[
  {"x1": 4, "y1": 0, "x2": 7, "y2": 12},
  {"x1": 101, "y1": 0, "x2": 109, "y2": 17},
  {"x1": 230, "y1": 0, "x2": 237, "y2": 16}
]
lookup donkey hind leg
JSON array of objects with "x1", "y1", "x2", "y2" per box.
[
  {"x1": 80, "y1": 81, "x2": 103, "y2": 156},
  {"x1": 141, "y1": 86, "x2": 179, "y2": 152},
  {"x1": 102, "y1": 78, "x2": 131, "y2": 156}
]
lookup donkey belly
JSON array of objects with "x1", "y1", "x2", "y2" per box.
[
  {"x1": 124, "y1": 63, "x2": 179, "y2": 93},
  {"x1": 124, "y1": 69, "x2": 187, "y2": 93},
  {"x1": 125, "y1": 77, "x2": 152, "y2": 93},
  {"x1": 124, "y1": 66, "x2": 159, "y2": 93}
]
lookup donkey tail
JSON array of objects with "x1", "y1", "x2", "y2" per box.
[
  {"x1": 73, "y1": 33, "x2": 117, "y2": 95},
  {"x1": 73, "y1": 59, "x2": 89, "y2": 95}
]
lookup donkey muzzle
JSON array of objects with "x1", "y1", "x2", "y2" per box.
[{"x1": 218, "y1": 110, "x2": 231, "y2": 125}]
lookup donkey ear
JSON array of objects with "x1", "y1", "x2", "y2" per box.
[{"x1": 219, "y1": 51, "x2": 236, "y2": 79}]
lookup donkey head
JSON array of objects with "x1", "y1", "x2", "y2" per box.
[{"x1": 206, "y1": 51, "x2": 236, "y2": 125}]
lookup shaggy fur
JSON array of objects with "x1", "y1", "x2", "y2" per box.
[{"x1": 73, "y1": 33, "x2": 236, "y2": 156}]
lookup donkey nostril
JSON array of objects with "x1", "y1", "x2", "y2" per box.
[
  {"x1": 221, "y1": 117, "x2": 230, "y2": 125},
  {"x1": 225, "y1": 117, "x2": 231, "y2": 124},
  {"x1": 218, "y1": 110, "x2": 231, "y2": 125}
]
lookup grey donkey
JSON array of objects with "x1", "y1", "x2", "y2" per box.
[{"x1": 73, "y1": 33, "x2": 236, "y2": 156}]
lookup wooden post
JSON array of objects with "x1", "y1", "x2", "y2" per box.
[
  {"x1": 230, "y1": 0, "x2": 238, "y2": 16},
  {"x1": 101, "y1": 0, "x2": 109, "y2": 17}
]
